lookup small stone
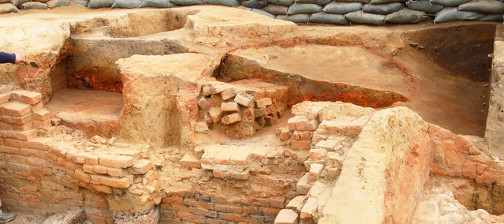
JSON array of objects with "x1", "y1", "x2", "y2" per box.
[
  {"x1": 195, "y1": 122, "x2": 210, "y2": 133},
  {"x1": 221, "y1": 102, "x2": 239, "y2": 112},
  {"x1": 51, "y1": 118, "x2": 62, "y2": 126}
]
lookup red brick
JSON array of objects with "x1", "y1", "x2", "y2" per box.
[
  {"x1": 90, "y1": 175, "x2": 101, "y2": 185},
  {"x1": 32, "y1": 120, "x2": 51, "y2": 129},
  {"x1": 19, "y1": 148, "x2": 39, "y2": 157},
  {"x1": 189, "y1": 206, "x2": 217, "y2": 218},
  {"x1": 0, "y1": 146, "x2": 20, "y2": 154},
  {"x1": 221, "y1": 102, "x2": 239, "y2": 112},
  {"x1": 6, "y1": 154, "x2": 25, "y2": 164},
  {"x1": 0, "y1": 93, "x2": 9, "y2": 104},
  {"x1": 26, "y1": 138, "x2": 49, "y2": 149},
  {"x1": 208, "y1": 107, "x2": 223, "y2": 123},
  {"x1": 218, "y1": 212, "x2": 246, "y2": 222},
  {"x1": 85, "y1": 154, "x2": 99, "y2": 165},
  {"x1": 83, "y1": 164, "x2": 94, "y2": 174},
  {"x1": 25, "y1": 156, "x2": 48, "y2": 167},
  {"x1": 32, "y1": 109, "x2": 50, "y2": 121},
  {"x1": 99, "y1": 155, "x2": 134, "y2": 168},
  {"x1": 269, "y1": 197, "x2": 286, "y2": 208},
  {"x1": 197, "y1": 97, "x2": 211, "y2": 110},
  {"x1": 291, "y1": 140, "x2": 311, "y2": 150},
  {"x1": 256, "y1": 98, "x2": 272, "y2": 108},
  {"x1": 93, "y1": 165, "x2": 108, "y2": 174},
  {"x1": 107, "y1": 167, "x2": 127, "y2": 177},
  {"x1": 12, "y1": 130, "x2": 36, "y2": 141},
  {"x1": 184, "y1": 198, "x2": 214, "y2": 210},
  {"x1": 12, "y1": 114, "x2": 31, "y2": 125},
  {"x1": 221, "y1": 113, "x2": 241, "y2": 125},
  {"x1": 0, "y1": 102, "x2": 31, "y2": 117},
  {"x1": 180, "y1": 153, "x2": 201, "y2": 169},
  {"x1": 1, "y1": 116, "x2": 12, "y2": 124},
  {"x1": 99, "y1": 176, "x2": 131, "y2": 188},
  {"x1": 234, "y1": 94, "x2": 252, "y2": 107},
  {"x1": 11, "y1": 90, "x2": 42, "y2": 105},
  {"x1": 91, "y1": 184, "x2": 112, "y2": 194},
  {"x1": 178, "y1": 211, "x2": 206, "y2": 223},
  {"x1": 13, "y1": 122, "x2": 32, "y2": 131},
  {"x1": 0, "y1": 122, "x2": 12, "y2": 130},
  {"x1": 214, "y1": 204, "x2": 242, "y2": 214},
  {"x1": 74, "y1": 169, "x2": 91, "y2": 183}
]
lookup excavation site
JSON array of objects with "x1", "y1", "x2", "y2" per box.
[{"x1": 0, "y1": 1, "x2": 503, "y2": 223}]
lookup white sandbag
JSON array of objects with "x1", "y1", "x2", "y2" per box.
[
  {"x1": 345, "y1": 10, "x2": 385, "y2": 24},
  {"x1": 362, "y1": 2, "x2": 404, "y2": 14},
  {"x1": 434, "y1": 7, "x2": 483, "y2": 23},
  {"x1": 406, "y1": 0, "x2": 443, "y2": 14},
  {"x1": 458, "y1": 0, "x2": 504, "y2": 14},
  {"x1": 385, "y1": 7, "x2": 428, "y2": 23},
  {"x1": 323, "y1": 2, "x2": 362, "y2": 14},
  {"x1": 310, "y1": 12, "x2": 350, "y2": 24}
]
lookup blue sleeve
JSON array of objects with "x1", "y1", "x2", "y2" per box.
[{"x1": 0, "y1": 52, "x2": 16, "y2": 64}]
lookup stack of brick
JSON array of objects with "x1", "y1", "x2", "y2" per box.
[
  {"x1": 160, "y1": 191, "x2": 281, "y2": 223},
  {"x1": 275, "y1": 101, "x2": 377, "y2": 224},
  {"x1": 197, "y1": 80, "x2": 288, "y2": 138}
]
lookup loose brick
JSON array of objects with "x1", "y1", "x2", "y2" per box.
[
  {"x1": 291, "y1": 140, "x2": 311, "y2": 150},
  {"x1": 274, "y1": 209, "x2": 298, "y2": 224},
  {"x1": 269, "y1": 197, "x2": 285, "y2": 208},
  {"x1": 280, "y1": 129, "x2": 291, "y2": 141},
  {"x1": 208, "y1": 107, "x2": 222, "y2": 123},
  {"x1": 99, "y1": 176, "x2": 131, "y2": 188},
  {"x1": 91, "y1": 184, "x2": 112, "y2": 194},
  {"x1": 180, "y1": 153, "x2": 201, "y2": 168},
  {"x1": 33, "y1": 109, "x2": 50, "y2": 121},
  {"x1": 254, "y1": 108, "x2": 268, "y2": 118},
  {"x1": 300, "y1": 197, "x2": 317, "y2": 220},
  {"x1": 0, "y1": 102, "x2": 31, "y2": 117},
  {"x1": 221, "y1": 102, "x2": 239, "y2": 112},
  {"x1": 229, "y1": 148, "x2": 251, "y2": 165},
  {"x1": 309, "y1": 148, "x2": 327, "y2": 160},
  {"x1": 0, "y1": 93, "x2": 9, "y2": 104},
  {"x1": 286, "y1": 195, "x2": 306, "y2": 212},
  {"x1": 296, "y1": 173, "x2": 311, "y2": 194},
  {"x1": 220, "y1": 89, "x2": 236, "y2": 101},
  {"x1": 256, "y1": 98, "x2": 272, "y2": 108},
  {"x1": 74, "y1": 169, "x2": 91, "y2": 183},
  {"x1": 202, "y1": 86, "x2": 212, "y2": 96},
  {"x1": 128, "y1": 159, "x2": 153, "y2": 174},
  {"x1": 99, "y1": 155, "x2": 134, "y2": 168},
  {"x1": 93, "y1": 165, "x2": 108, "y2": 174},
  {"x1": 197, "y1": 97, "x2": 211, "y2": 110},
  {"x1": 11, "y1": 90, "x2": 42, "y2": 105},
  {"x1": 210, "y1": 85, "x2": 226, "y2": 94},
  {"x1": 107, "y1": 167, "x2": 127, "y2": 177},
  {"x1": 4, "y1": 139, "x2": 24, "y2": 148},
  {"x1": 85, "y1": 154, "x2": 99, "y2": 165},
  {"x1": 221, "y1": 113, "x2": 241, "y2": 125},
  {"x1": 0, "y1": 146, "x2": 20, "y2": 154},
  {"x1": 234, "y1": 94, "x2": 253, "y2": 107},
  {"x1": 308, "y1": 163, "x2": 324, "y2": 181},
  {"x1": 12, "y1": 114, "x2": 31, "y2": 125}
]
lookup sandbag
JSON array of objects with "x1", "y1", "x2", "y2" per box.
[
  {"x1": 20, "y1": 1, "x2": 48, "y2": 8},
  {"x1": 458, "y1": 0, "x2": 504, "y2": 14},
  {"x1": 10, "y1": 0, "x2": 28, "y2": 6},
  {"x1": 263, "y1": 4, "x2": 288, "y2": 14},
  {"x1": 295, "y1": 0, "x2": 332, "y2": 5},
  {"x1": 242, "y1": 0, "x2": 267, "y2": 8},
  {"x1": 323, "y1": 2, "x2": 362, "y2": 14},
  {"x1": 73, "y1": 0, "x2": 89, "y2": 6},
  {"x1": 336, "y1": 0, "x2": 370, "y2": 4},
  {"x1": 481, "y1": 13, "x2": 504, "y2": 21},
  {"x1": 251, "y1": 8, "x2": 276, "y2": 17},
  {"x1": 287, "y1": 3, "x2": 322, "y2": 14},
  {"x1": 111, "y1": 0, "x2": 141, "y2": 8},
  {"x1": 362, "y1": 2, "x2": 404, "y2": 14},
  {"x1": 405, "y1": 0, "x2": 443, "y2": 14},
  {"x1": 139, "y1": 0, "x2": 175, "y2": 7},
  {"x1": 370, "y1": 0, "x2": 404, "y2": 3},
  {"x1": 34, "y1": 0, "x2": 50, "y2": 3},
  {"x1": 87, "y1": 0, "x2": 113, "y2": 8},
  {"x1": 205, "y1": 0, "x2": 241, "y2": 6},
  {"x1": 434, "y1": 7, "x2": 483, "y2": 22},
  {"x1": 170, "y1": 0, "x2": 204, "y2": 5},
  {"x1": 345, "y1": 10, "x2": 385, "y2": 24},
  {"x1": 0, "y1": 3, "x2": 18, "y2": 12},
  {"x1": 385, "y1": 7, "x2": 428, "y2": 23},
  {"x1": 310, "y1": 12, "x2": 350, "y2": 24},
  {"x1": 430, "y1": 0, "x2": 470, "y2": 7},
  {"x1": 47, "y1": 0, "x2": 70, "y2": 7},
  {"x1": 276, "y1": 13, "x2": 310, "y2": 22},
  {"x1": 278, "y1": 0, "x2": 294, "y2": 6},
  {"x1": 0, "y1": 0, "x2": 10, "y2": 3}
]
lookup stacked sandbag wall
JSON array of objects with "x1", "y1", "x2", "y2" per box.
[{"x1": 0, "y1": 0, "x2": 503, "y2": 25}]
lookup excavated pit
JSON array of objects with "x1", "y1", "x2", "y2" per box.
[{"x1": 2, "y1": 6, "x2": 504, "y2": 224}]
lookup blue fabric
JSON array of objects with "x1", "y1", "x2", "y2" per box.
[{"x1": 0, "y1": 52, "x2": 15, "y2": 64}]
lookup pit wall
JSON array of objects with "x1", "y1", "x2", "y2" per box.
[{"x1": 3, "y1": 0, "x2": 504, "y2": 25}]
